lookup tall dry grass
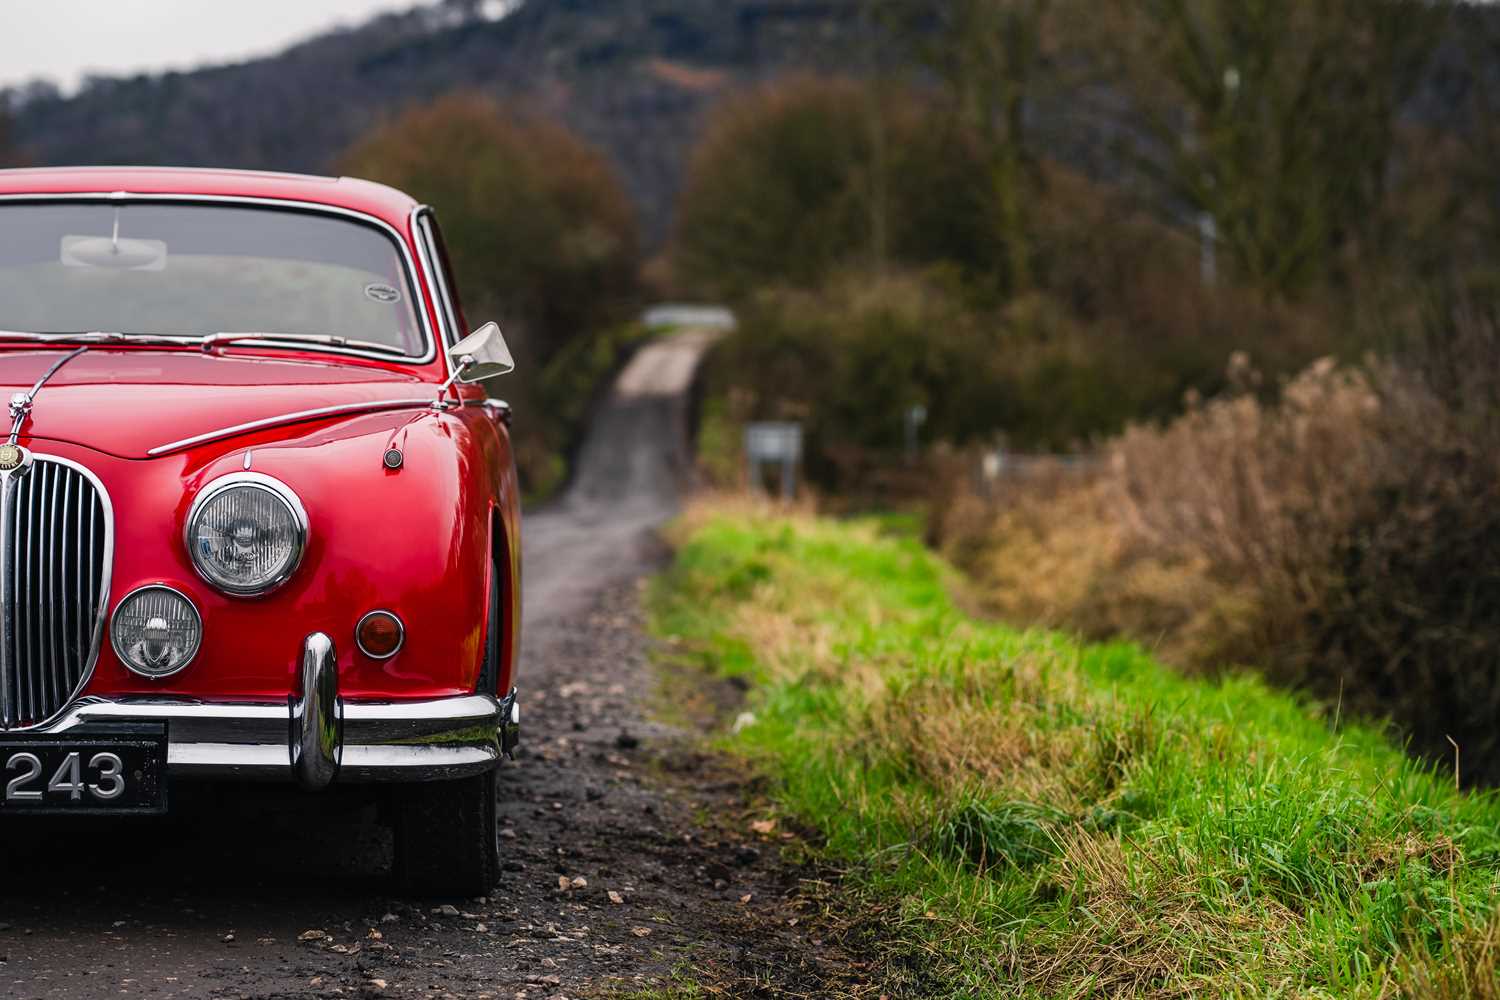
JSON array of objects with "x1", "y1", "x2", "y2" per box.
[
  {"x1": 1399, "y1": 913, "x2": 1500, "y2": 999},
  {"x1": 1111, "y1": 356, "x2": 1385, "y2": 592},
  {"x1": 939, "y1": 308, "x2": 1500, "y2": 782}
]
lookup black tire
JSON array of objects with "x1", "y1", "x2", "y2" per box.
[{"x1": 391, "y1": 768, "x2": 499, "y2": 896}]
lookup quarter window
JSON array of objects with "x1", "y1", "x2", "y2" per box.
[{"x1": 416, "y1": 210, "x2": 466, "y2": 346}]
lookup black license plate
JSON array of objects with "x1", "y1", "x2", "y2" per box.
[{"x1": 0, "y1": 730, "x2": 167, "y2": 815}]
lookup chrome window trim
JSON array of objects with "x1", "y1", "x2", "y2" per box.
[
  {"x1": 109, "y1": 584, "x2": 203, "y2": 680},
  {"x1": 412, "y1": 206, "x2": 460, "y2": 352},
  {"x1": 0, "y1": 192, "x2": 439, "y2": 366},
  {"x1": 355, "y1": 609, "x2": 406, "y2": 660},
  {"x1": 147, "y1": 397, "x2": 431, "y2": 457},
  {"x1": 184, "y1": 472, "x2": 309, "y2": 598},
  {"x1": 0, "y1": 453, "x2": 115, "y2": 731}
]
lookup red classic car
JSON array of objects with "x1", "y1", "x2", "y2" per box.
[{"x1": 0, "y1": 166, "x2": 522, "y2": 893}]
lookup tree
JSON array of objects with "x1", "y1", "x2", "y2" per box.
[
  {"x1": 338, "y1": 95, "x2": 639, "y2": 364},
  {"x1": 887, "y1": 0, "x2": 1055, "y2": 297},
  {"x1": 1438, "y1": 4, "x2": 1500, "y2": 282},
  {"x1": 1097, "y1": 0, "x2": 1449, "y2": 295},
  {"x1": 0, "y1": 97, "x2": 23, "y2": 168},
  {"x1": 673, "y1": 77, "x2": 996, "y2": 298},
  {"x1": 674, "y1": 78, "x2": 882, "y2": 297}
]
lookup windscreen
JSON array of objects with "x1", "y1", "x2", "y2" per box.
[{"x1": 0, "y1": 202, "x2": 428, "y2": 355}]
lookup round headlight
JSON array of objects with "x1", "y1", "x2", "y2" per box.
[
  {"x1": 111, "y1": 586, "x2": 202, "y2": 678},
  {"x1": 186, "y1": 474, "x2": 307, "y2": 596}
]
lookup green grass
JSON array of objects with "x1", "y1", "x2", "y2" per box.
[
  {"x1": 692, "y1": 393, "x2": 742, "y2": 490},
  {"x1": 610, "y1": 983, "x2": 709, "y2": 1000},
  {"x1": 649, "y1": 504, "x2": 1500, "y2": 998}
]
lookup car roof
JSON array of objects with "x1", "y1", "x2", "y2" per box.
[{"x1": 0, "y1": 166, "x2": 421, "y2": 231}]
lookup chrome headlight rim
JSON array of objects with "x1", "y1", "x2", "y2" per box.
[
  {"x1": 109, "y1": 583, "x2": 203, "y2": 680},
  {"x1": 184, "y1": 472, "x2": 309, "y2": 598}
]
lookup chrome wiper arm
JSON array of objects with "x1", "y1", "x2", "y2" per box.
[
  {"x1": 79, "y1": 331, "x2": 197, "y2": 346},
  {"x1": 0, "y1": 330, "x2": 193, "y2": 346},
  {"x1": 202, "y1": 332, "x2": 409, "y2": 356},
  {"x1": 7, "y1": 344, "x2": 91, "y2": 445},
  {"x1": 0, "y1": 330, "x2": 104, "y2": 344}
]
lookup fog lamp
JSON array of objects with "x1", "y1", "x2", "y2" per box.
[
  {"x1": 356, "y1": 610, "x2": 404, "y2": 659},
  {"x1": 111, "y1": 586, "x2": 203, "y2": 678}
]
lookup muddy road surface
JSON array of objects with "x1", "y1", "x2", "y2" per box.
[{"x1": 0, "y1": 331, "x2": 855, "y2": 999}]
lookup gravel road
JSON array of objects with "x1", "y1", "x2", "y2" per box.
[{"x1": 0, "y1": 331, "x2": 855, "y2": 999}]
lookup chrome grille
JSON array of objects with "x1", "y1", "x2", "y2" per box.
[{"x1": 0, "y1": 457, "x2": 112, "y2": 729}]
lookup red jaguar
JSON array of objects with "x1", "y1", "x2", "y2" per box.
[{"x1": 0, "y1": 166, "x2": 522, "y2": 894}]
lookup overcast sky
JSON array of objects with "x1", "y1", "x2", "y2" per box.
[{"x1": 0, "y1": 1, "x2": 437, "y2": 92}]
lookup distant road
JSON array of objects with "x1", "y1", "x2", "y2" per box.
[{"x1": 521, "y1": 327, "x2": 719, "y2": 620}]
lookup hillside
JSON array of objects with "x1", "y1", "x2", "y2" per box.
[
  {"x1": 6, "y1": 0, "x2": 1496, "y2": 249},
  {"x1": 3, "y1": 0, "x2": 864, "y2": 243}
]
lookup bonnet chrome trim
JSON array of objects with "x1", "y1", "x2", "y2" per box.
[
  {"x1": 0, "y1": 192, "x2": 439, "y2": 366},
  {"x1": 146, "y1": 397, "x2": 434, "y2": 457}
]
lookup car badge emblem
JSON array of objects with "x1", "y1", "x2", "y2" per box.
[
  {"x1": 0, "y1": 444, "x2": 29, "y2": 473},
  {"x1": 364, "y1": 282, "x2": 401, "y2": 304}
]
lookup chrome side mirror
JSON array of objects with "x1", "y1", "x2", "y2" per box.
[{"x1": 448, "y1": 322, "x2": 515, "y2": 383}]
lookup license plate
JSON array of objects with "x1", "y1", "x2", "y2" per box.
[{"x1": 0, "y1": 730, "x2": 167, "y2": 815}]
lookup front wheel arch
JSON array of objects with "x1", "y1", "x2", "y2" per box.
[
  {"x1": 479, "y1": 508, "x2": 513, "y2": 697},
  {"x1": 479, "y1": 547, "x2": 502, "y2": 696}
]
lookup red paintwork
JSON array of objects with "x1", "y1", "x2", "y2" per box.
[
  {"x1": 0, "y1": 167, "x2": 522, "y2": 705},
  {"x1": 0, "y1": 166, "x2": 424, "y2": 236}
]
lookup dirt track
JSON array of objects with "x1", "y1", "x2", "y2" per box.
[{"x1": 0, "y1": 331, "x2": 860, "y2": 999}]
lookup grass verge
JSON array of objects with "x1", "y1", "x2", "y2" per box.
[{"x1": 649, "y1": 497, "x2": 1500, "y2": 998}]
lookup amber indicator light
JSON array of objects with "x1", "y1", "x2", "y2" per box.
[{"x1": 356, "y1": 610, "x2": 404, "y2": 659}]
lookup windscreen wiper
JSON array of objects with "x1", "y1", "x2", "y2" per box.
[
  {"x1": 200, "y1": 332, "x2": 410, "y2": 356},
  {"x1": 0, "y1": 330, "x2": 194, "y2": 346}
]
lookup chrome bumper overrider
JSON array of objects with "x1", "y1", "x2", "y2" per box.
[{"x1": 20, "y1": 633, "x2": 520, "y2": 788}]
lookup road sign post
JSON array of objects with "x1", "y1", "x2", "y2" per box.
[
  {"x1": 904, "y1": 405, "x2": 928, "y2": 462},
  {"x1": 744, "y1": 422, "x2": 804, "y2": 501}
]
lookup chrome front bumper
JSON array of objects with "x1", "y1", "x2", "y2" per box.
[{"x1": 24, "y1": 632, "x2": 520, "y2": 788}]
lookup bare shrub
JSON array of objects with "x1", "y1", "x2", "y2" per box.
[
  {"x1": 1106, "y1": 356, "x2": 1394, "y2": 667},
  {"x1": 951, "y1": 351, "x2": 1416, "y2": 673},
  {"x1": 1290, "y1": 309, "x2": 1500, "y2": 781},
  {"x1": 1112, "y1": 358, "x2": 1389, "y2": 578},
  {"x1": 946, "y1": 306, "x2": 1500, "y2": 782},
  {"x1": 939, "y1": 469, "x2": 1266, "y2": 669}
]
